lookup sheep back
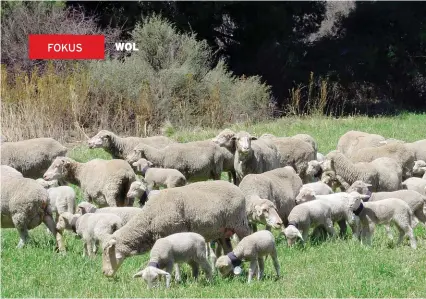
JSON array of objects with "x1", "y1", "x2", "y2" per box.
[{"x1": 337, "y1": 131, "x2": 385, "y2": 158}]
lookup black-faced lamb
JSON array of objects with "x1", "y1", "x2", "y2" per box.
[
  {"x1": 101, "y1": 180, "x2": 251, "y2": 277},
  {"x1": 1, "y1": 138, "x2": 67, "y2": 178},
  {"x1": 215, "y1": 230, "x2": 280, "y2": 283},
  {"x1": 133, "y1": 232, "x2": 212, "y2": 288},
  {"x1": 43, "y1": 157, "x2": 136, "y2": 207}
]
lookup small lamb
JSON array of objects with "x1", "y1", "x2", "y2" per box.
[
  {"x1": 412, "y1": 160, "x2": 426, "y2": 177},
  {"x1": 56, "y1": 212, "x2": 122, "y2": 256},
  {"x1": 132, "y1": 158, "x2": 187, "y2": 189},
  {"x1": 215, "y1": 230, "x2": 280, "y2": 283},
  {"x1": 296, "y1": 182, "x2": 333, "y2": 204},
  {"x1": 133, "y1": 232, "x2": 212, "y2": 288},
  {"x1": 348, "y1": 194, "x2": 417, "y2": 249}
]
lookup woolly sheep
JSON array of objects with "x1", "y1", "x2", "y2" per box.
[
  {"x1": 88, "y1": 130, "x2": 174, "y2": 159},
  {"x1": 348, "y1": 195, "x2": 417, "y2": 249},
  {"x1": 132, "y1": 158, "x2": 186, "y2": 189},
  {"x1": 43, "y1": 157, "x2": 136, "y2": 207},
  {"x1": 292, "y1": 133, "x2": 318, "y2": 155},
  {"x1": 46, "y1": 186, "x2": 76, "y2": 222},
  {"x1": 337, "y1": 131, "x2": 385, "y2": 159},
  {"x1": 77, "y1": 201, "x2": 142, "y2": 226},
  {"x1": 36, "y1": 178, "x2": 60, "y2": 188},
  {"x1": 412, "y1": 160, "x2": 426, "y2": 177},
  {"x1": 215, "y1": 230, "x2": 280, "y2": 283},
  {"x1": 102, "y1": 180, "x2": 251, "y2": 277},
  {"x1": 239, "y1": 166, "x2": 303, "y2": 229},
  {"x1": 407, "y1": 139, "x2": 426, "y2": 162},
  {"x1": 351, "y1": 142, "x2": 415, "y2": 179},
  {"x1": 1, "y1": 165, "x2": 23, "y2": 178},
  {"x1": 57, "y1": 212, "x2": 123, "y2": 256},
  {"x1": 324, "y1": 151, "x2": 402, "y2": 192},
  {"x1": 1, "y1": 138, "x2": 67, "y2": 179},
  {"x1": 296, "y1": 182, "x2": 333, "y2": 203},
  {"x1": 133, "y1": 232, "x2": 212, "y2": 288},
  {"x1": 1, "y1": 171, "x2": 64, "y2": 250},
  {"x1": 402, "y1": 177, "x2": 426, "y2": 196},
  {"x1": 126, "y1": 141, "x2": 225, "y2": 182}
]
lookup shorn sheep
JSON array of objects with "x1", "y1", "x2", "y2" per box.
[
  {"x1": 1, "y1": 138, "x2": 67, "y2": 178},
  {"x1": 102, "y1": 180, "x2": 251, "y2": 277},
  {"x1": 133, "y1": 232, "x2": 212, "y2": 288},
  {"x1": 43, "y1": 157, "x2": 136, "y2": 207},
  {"x1": 215, "y1": 230, "x2": 280, "y2": 283},
  {"x1": 1, "y1": 168, "x2": 64, "y2": 250},
  {"x1": 337, "y1": 130, "x2": 385, "y2": 159},
  {"x1": 88, "y1": 129, "x2": 174, "y2": 159}
]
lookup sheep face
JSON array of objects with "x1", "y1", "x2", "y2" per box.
[
  {"x1": 347, "y1": 181, "x2": 372, "y2": 195},
  {"x1": 132, "y1": 159, "x2": 153, "y2": 173},
  {"x1": 347, "y1": 191, "x2": 369, "y2": 211},
  {"x1": 215, "y1": 255, "x2": 233, "y2": 276},
  {"x1": 126, "y1": 181, "x2": 146, "y2": 201},
  {"x1": 212, "y1": 129, "x2": 236, "y2": 149},
  {"x1": 77, "y1": 202, "x2": 97, "y2": 214},
  {"x1": 43, "y1": 157, "x2": 71, "y2": 181},
  {"x1": 283, "y1": 226, "x2": 303, "y2": 246},
  {"x1": 254, "y1": 200, "x2": 283, "y2": 229},
  {"x1": 295, "y1": 188, "x2": 316, "y2": 204},
  {"x1": 133, "y1": 267, "x2": 171, "y2": 289},
  {"x1": 102, "y1": 239, "x2": 124, "y2": 277},
  {"x1": 306, "y1": 160, "x2": 321, "y2": 177},
  {"x1": 88, "y1": 130, "x2": 111, "y2": 149},
  {"x1": 234, "y1": 132, "x2": 257, "y2": 156},
  {"x1": 126, "y1": 147, "x2": 144, "y2": 164},
  {"x1": 56, "y1": 212, "x2": 73, "y2": 232},
  {"x1": 413, "y1": 160, "x2": 426, "y2": 176}
]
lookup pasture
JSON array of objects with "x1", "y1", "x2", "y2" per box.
[{"x1": 2, "y1": 113, "x2": 426, "y2": 298}]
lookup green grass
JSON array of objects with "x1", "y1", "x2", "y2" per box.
[{"x1": 2, "y1": 113, "x2": 426, "y2": 298}]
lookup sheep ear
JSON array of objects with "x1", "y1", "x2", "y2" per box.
[
  {"x1": 78, "y1": 206, "x2": 86, "y2": 214},
  {"x1": 250, "y1": 136, "x2": 258, "y2": 140},
  {"x1": 364, "y1": 183, "x2": 372, "y2": 187},
  {"x1": 296, "y1": 231, "x2": 304, "y2": 241},
  {"x1": 133, "y1": 269, "x2": 145, "y2": 278}
]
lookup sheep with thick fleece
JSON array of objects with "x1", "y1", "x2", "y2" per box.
[
  {"x1": 402, "y1": 177, "x2": 426, "y2": 196},
  {"x1": 1, "y1": 171, "x2": 64, "y2": 250},
  {"x1": 1, "y1": 138, "x2": 67, "y2": 179},
  {"x1": 88, "y1": 130, "x2": 174, "y2": 159},
  {"x1": 215, "y1": 230, "x2": 280, "y2": 283},
  {"x1": 351, "y1": 142, "x2": 415, "y2": 179},
  {"x1": 324, "y1": 151, "x2": 402, "y2": 192},
  {"x1": 126, "y1": 141, "x2": 224, "y2": 182},
  {"x1": 348, "y1": 194, "x2": 417, "y2": 249},
  {"x1": 133, "y1": 232, "x2": 212, "y2": 288},
  {"x1": 101, "y1": 180, "x2": 251, "y2": 277},
  {"x1": 337, "y1": 131, "x2": 385, "y2": 159},
  {"x1": 239, "y1": 167, "x2": 303, "y2": 229},
  {"x1": 1, "y1": 165, "x2": 23, "y2": 178},
  {"x1": 57, "y1": 212, "x2": 122, "y2": 256},
  {"x1": 132, "y1": 158, "x2": 186, "y2": 189},
  {"x1": 77, "y1": 201, "x2": 142, "y2": 226},
  {"x1": 43, "y1": 157, "x2": 136, "y2": 207},
  {"x1": 412, "y1": 160, "x2": 426, "y2": 178}
]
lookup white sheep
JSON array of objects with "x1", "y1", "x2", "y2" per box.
[
  {"x1": 337, "y1": 130, "x2": 385, "y2": 159},
  {"x1": 296, "y1": 182, "x2": 333, "y2": 201},
  {"x1": 215, "y1": 230, "x2": 280, "y2": 283},
  {"x1": 57, "y1": 212, "x2": 123, "y2": 256},
  {"x1": 412, "y1": 160, "x2": 426, "y2": 178},
  {"x1": 36, "y1": 178, "x2": 60, "y2": 188},
  {"x1": 133, "y1": 232, "x2": 212, "y2": 288},
  {"x1": 402, "y1": 177, "x2": 426, "y2": 196},
  {"x1": 43, "y1": 157, "x2": 136, "y2": 207},
  {"x1": 77, "y1": 201, "x2": 142, "y2": 226},
  {"x1": 348, "y1": 194, "x2": 417, "y2": 249},
  {"x1": 1, "y1": 138, "x2": 67, "y2": 179},
  {"x1": 132, "y1": 158, "x2": 186, "y2": 189}
]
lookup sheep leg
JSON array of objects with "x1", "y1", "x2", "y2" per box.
[
  {"x1": 198, "y1": 256, "x2": 213, "y2": 281},
  {"x1": 86, "y1": 240, "x2": 94, "y2": 257},
  {"x1": 43, "y1": 213, "x2": 65, "y2": 252},
  {"x1": 248, "y1": 259, "x2": 258, "y2": 283},
  {"x1": 16, "y1": 227, "x2": 29, "y2": 249},
  {"x1": 271, "y1": 250, "x2": 280, "y2": 277},
  {"x1": 174, "y1": 264, "x2": 181, "y2": 282},
  {"x1": 82, "y1": 242, "x2": 88, "y2": 257},
  {"x1": 385, "y1": 224, "x2": 393, "y2": 240},
  {"x1": 337, "y1": 219, "x2": 347, "y2": 238},
  {"x1": 395, "y1": 221, "x2": 417, "y2": 249},
  {"x1": 361, "y1": 222, "x2": 374, "y2": 246},
  {"x1": 257, "y1": 257, "x2": 265, "y2": 280},
  {"x1": 189, "y1": 261, "x2": 200, "y2": 280},
  {"x1": 324, "y1": 218, "x2": 336, "y2": 237}
]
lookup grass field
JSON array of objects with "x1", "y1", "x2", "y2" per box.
[{"x1": 2, "y1": 113, "x2": 426, "y2": 298}]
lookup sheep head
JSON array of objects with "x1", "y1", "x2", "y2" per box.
[
  {"x1": 283, "y1": 225, "x2": 303, "y2": 246},
  {"x1": 43, "y1": 157, "x2": 73, "y2": 181},
  {"x1": 347, "y1": 191, "x2": 371, "y2": 212},
  {"x1": 212, "y1": 129, "x2": 236, "y2": 151},
  {"x1": 126, "y1": 144, "x2": 147, "y2": 164},
  {"x1": 234, "y1": 131, "x2": 257, "y2": 156},
  {"x1": 56, "y1": 212, "x2": 77, "y2": 232},
  {"x1": 295, "y1": 187, "x2": 316, "y2": 204},
  {"x1": 132, "y1": 158, "x2": 153, "y2": 174},
  {"x1": 413, "y1": 160, "x2": 426, "y2": 176},
  {"x1": 88, "y1": 130, "x2": 113, "y2": 149},
  {"x1": 250, "y1": 197, "x2": 283, "y2": 229},
  {"x1": 126, "y1": 181, "x2": 147, "y2": 203},
  {"x1": 215, "y1": 255, "x2": 233, "y2": 276},
  {"x1": 347, "y1": 180, "x2": 372, "y2": 195},
  {"x1": 306, "y1": 160, "x2": 322, "y2": 177},
  {"x1": 77, "y1": 201, "x2": 98, "y2": 214},
  {"x1": 102, "y1": 238, "x2": 124, "y2": 277},
  {"x1": 36, "y1": 178, "x2": 59, "y2": 189},
  {"x1": 133, "y1": 266, "x2": 171, "y2": 289}
]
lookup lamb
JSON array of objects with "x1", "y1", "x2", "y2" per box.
[
  {"x1": 244, "y1": 195, "x2": 283, "y2": 231},
  {"x1": 323, "y1": 151, "x2": 402, "y2": 192},
  {"x1": 46, "y1": 187, "x2": 76, "y2": 222},
  {"x1": 239, "y1": 166, "x2": 303, "y2": 229},
  {"x1": 259, "y1": 134, "x2": 316, "y2": 183},
  {"x1": 57, "y1": 212, "x2": 123, "y2": 256},
  {"x1": 133, "y1": 232, "x2": 212, "y2": 288},
  {"x1": 36, "y1": 178, "x2": 60, "y2": 188},
  {"x1": 43, "y1": 157, "x2": 136, "y2": 207},
  {"x1": 126, "y1": 141, "x2": 224, "y2": 182},
  {"x1": 347, "y1": 194, "x2": 417, "y2": 249},
  {"x1": 88, "y1": 129, "x2": 174, "y2": 159},
  {"x1": 412, "y1": 160, "x2": 426, "y2": 178},
  {"x1": 132, "y1": 158, "x2": 186, "y2": 189},
  {"x1": 215, "y1": 230, "x2": 280, "y2": 283},
  {"x1": 77, "y1": 201, "x2": 142, "y2": 226},
  {"x1": 296, "y1": 182, "x2": 333, "y2": 203},
  {"x1": 337, "y1": 131, "x2": 385, "y2": 159},
  {"x1": 101, "y1": 180, "x2": 251, "y2": 277},
  {"x1": 402, "y1": 177, "x2": 426, "y2": 196},
  {"x1": 1, "y1": 170, "x2": 64, "y2": 250},
  {"x1": 350, "y1": 142, "x2": 415, "y2": 179},
  {"x1": 1, "y1": 138, "x2": 67, "y2": 179}
]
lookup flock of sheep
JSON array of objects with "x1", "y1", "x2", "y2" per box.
[{"x1": 1, "y1": 129, "x2": 426, "y2": 288}]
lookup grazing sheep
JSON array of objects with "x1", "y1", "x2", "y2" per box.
[
  {"x1": 337, "y1": 131, "x2": 385, "y2": 159},
  {"x1": 324, "y1": 151, "x2": 402, "y2": 192},
  {"x1": 1, "y1": 138, "x2": 67, "y2": 179},
  {"x1": 133, "y1": 232, "x2": 212, "y2": 288},
  {"x1": 402, "y1": 177, "x2": 426, "y2": 196},
  {"x1": 102, "y1": 180, "x2": 251, "y2": 277},
  {"x1": 215, "y1": 230, "x2": 280, "y2": 283},
  {"x1": 351, "y1": 142, "x2": 415, "y2": 179},
  {"x1": 88, "y1": 130, "x2": 174, "y2": 159},
  {"x1": 412, "y1": 160, "x2": 426, "y2": 177},
  {"x1": 77, "y1": 201, "x2": 142, "y2": 226},
  {"x1": 126, "y1": 141, "x2": 225, "y2": 182},
  {"x1": 259, "y1": 134, "x2": 316, "y2": 183},
  {"x1": 347, "y1": 194, "x2": 417, "y2": 249},
  {"x1": 245, "y1": 195, "x2": 283, "y2": 230},
  {"x1": 43, "y1": 157, "x2": 136, "y2": 207},
  {"x1": 1, "y1": 171, "x2": 64, "y2": 250},
  {"x1": 57, "y1": 212, "x2": 123, "y2": 256},
  {"x1": 239, "y1": 166, "x2": 303, "y2": 229},
  {"x1": 132, "y1": 158, "x2": 187, "y2": 189}
]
